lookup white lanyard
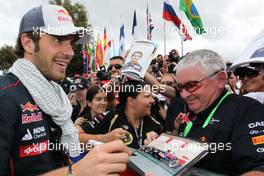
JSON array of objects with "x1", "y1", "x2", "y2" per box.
[{"x1": 133, "y1": 119, "x2": 143, "y2": 147}]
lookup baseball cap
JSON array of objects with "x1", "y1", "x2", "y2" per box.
[
  {"x1": 234, "y1": 63, "x2": 263, "y2": 76},
  {"x1": 19, "y1": 5, "x2": 89, "y2": 43},
  {"x1": 73, "y1": 77, "x2": 89, "y2": 89}
]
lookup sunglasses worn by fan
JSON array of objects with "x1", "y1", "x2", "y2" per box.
[
  {"x1": 108, "y1": 64, "x2": 122, "y2": 70},
  {"x1": 176, "y1": 69, "x2": 224, "y2": 93},
  {"x1": 236, "y1": 70, "x2": 261, "y2": 80}
]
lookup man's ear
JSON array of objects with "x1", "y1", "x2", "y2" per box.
[
  {"x1": 20, "y1": 33, "x2": 35, "y2": 54},
  {"x1": 217, "y1": 71, "x2": 228, "y2": 87}
]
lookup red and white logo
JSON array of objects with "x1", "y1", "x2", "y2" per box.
[
  {"x1": 19, "y1": 140, "x2": 48, "y2": 158},
  {"x1": 57, "y1": 9, "x2": 72, "y2": 22},
  {"x1": 21, "y1": 102, "x2": 39, "y2": 113},
  {"x1": 22, "y1": 112, "x2": 43, "y2": 124}
]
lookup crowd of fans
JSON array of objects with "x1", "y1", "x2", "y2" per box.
[{"x1": 58, "y1": 48, "x2": 264, "y2": 175}]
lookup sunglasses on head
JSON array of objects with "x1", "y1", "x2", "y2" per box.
[
  {"x1": 108, "y1": 64, "x2": 122, "y2": 70},
  {"x1": 236, "y1": 70, "x2": 261, "y2": 80},
  {"x1": 176, "y1": 69, "x2": 224, "y2": 93}
]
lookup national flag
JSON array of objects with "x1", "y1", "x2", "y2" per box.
[
  {"x1": 95, "y1": 34, "x2": 103, "y2": 66},
  {"x1": 87, "y1": 44, "x2": 96, "y2": 72},
  {"x1": 119, "y1": 24, "x2": 125, "y2": 56},
  {"x1": 146, "y1": 4, "x2": 154, "y2": 40},
  {"x1": 103, "y1": 27, "x2": 107, "y2": 58},
  {"x1": 163, "y1": 0, "x2": 192, "y2": 41},
  {"x1": 132, "y1": 10, "x2": 138, "y2": 40},
  {"x1": 179, "y1": 0, "x2": 205, "y2": 34},
  {"x1": 104, "y1": 40, "x2": 112, "y2": 67},
  {"x1": 82, "y1": 45, "x2": 88, "y2": 74}
]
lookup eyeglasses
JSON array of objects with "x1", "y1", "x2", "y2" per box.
[
  {"x1": 176, "y1": 69, "x2": 224, "y2": 93},
  {"x1": 236, "y1": 70, "x2": 261, "y2": 80},
  {"x1": 108, "y1": 64, "x2": 122, "y2": 70}
]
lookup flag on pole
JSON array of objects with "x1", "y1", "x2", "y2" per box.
[
  {"x1": 179, "y1": 0, "x2": 205, "y2": 34},
  {"x1": 132, "y1": 10, "x2": 138, "y2": 40},
  {"x1": 163, "y1": 0, "x2": 192, "y2": 41},
  {"x1": 105, "y1": 34, "x2": 112, "y2": 67},
  {"x1": 146, "y1": 4, "x2": 154, "y2": 40},
  {"x1": 103, "y1": 27, "x2": 107, "y2": 59},
  {"x1": 87, "y1": 43, "x2": 96, "y2": 72},
  {"x1": 119, "y1": 24, "x2": 125, "y2": 56},
  {"x1": 89, "y1": 45, "x2": 96, "y2": 72},
  {"x1": 95, "y1": 34, "x2": 103, "y2": 67},
  {"x1": 82, "y1": 45, "x2": 88, "y2": 74}
]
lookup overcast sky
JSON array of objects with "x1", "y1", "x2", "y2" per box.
[{"x1": 1, "y1": 0, "x2": 264, "y2": 61}]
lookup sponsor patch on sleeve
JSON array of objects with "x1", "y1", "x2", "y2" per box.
[
  {"x1": 19, "y1": 140, "x2": 48, "y2": 158},
  {"x1": 252, "y1": 135, "x2": 264, "y2": 145}
]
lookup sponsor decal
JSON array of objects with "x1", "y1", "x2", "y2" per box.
[
  {"x1": 19, "y1": 140, "x2": 48, "y2": 158},
  {"x1": 22, "y1": 127, "x2": 46, "y2": 141},
  {"x1": 249, "y1": 129, "x2": 264, "y2": 135},
  {"x1": 57, "y1": 9, "x2": 72, "y2": 22},
  {"x1": 22, "y1": 129, "x2": 32, "y2": 141},
  {"x1": 252, "y1": 135, "x2": 264, "y2": 145},
  {"x1": 21, "y1": 102, "x2": 39, "y2": 113},
  {"x1": 122, "y1": 124, "x2": 129, "y2": 130},
  {"x1": 22, "y1": 112, "x2": 43, "y2": 124},
  {"x1": 248, "y1": 121, "x2": 264, "y2": 128},
  {"x1": 209, "y1": 118, "x2": 220, "y2": 125},
  {"x1": 256, "y1": 147, "x2": 264, "y2": 153}
]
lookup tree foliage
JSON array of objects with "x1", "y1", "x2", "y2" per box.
[{"x1": 0, "y1": 45, "x2": 16, "y2": 73}]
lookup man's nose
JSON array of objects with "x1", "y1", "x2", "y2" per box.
[{"x1": 62, "y1": 41, "x2": 74, "y2": 57}]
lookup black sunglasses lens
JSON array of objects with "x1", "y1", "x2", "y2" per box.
[
  {"x1": 114, "y1": 64, "x2": 122, "y2": 69},
  {"x1": 239, "y1": 71, "x2": 259, "y2": 79},
  {"x1": 108, "y1": 65, "x2": 113, "y2": 70},
  {"x1": 109, "y1": 64, "x2": 121, "y2": 70}
]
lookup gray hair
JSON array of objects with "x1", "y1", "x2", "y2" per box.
[{"x1": 176, "y1": 49, "x2": 226, "y2": 75}]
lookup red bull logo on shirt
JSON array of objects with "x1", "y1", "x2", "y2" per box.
[
  {"x1": 21, "y1": 102, "x2": 39, "y2": 113},
  {"x1": 22, "y1": 112, "x2": 43, "y2": 124}
]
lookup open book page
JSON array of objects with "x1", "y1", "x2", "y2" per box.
[
  {"x1": 147, "y1": 133, "x2": 208, "y2": 166},
  {"x1": 121, "y1": 40, "x2": 158, "y2": 80},
  {"x1": 128, "y1": 133, "x2": 209, "y2": 176}
]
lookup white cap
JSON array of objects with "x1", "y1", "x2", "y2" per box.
[{"x1": 19, "y1": 5, "x2": 89, "y2": 43}]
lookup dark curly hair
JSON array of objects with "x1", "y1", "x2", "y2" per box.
[{"x1": 14, "y1": 31, "x2": 41, "y2": 58}]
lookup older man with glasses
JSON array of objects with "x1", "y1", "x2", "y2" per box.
[{"x1": 174, "y1": 49, "x2": 264, "y2": 175}]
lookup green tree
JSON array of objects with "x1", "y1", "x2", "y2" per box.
[
  {"x1": 50, "y1": 0, "x2": 93, "y2": 77},
  {"x1": 0, "y1": 45, "x2": 16, "y2": 73}
]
